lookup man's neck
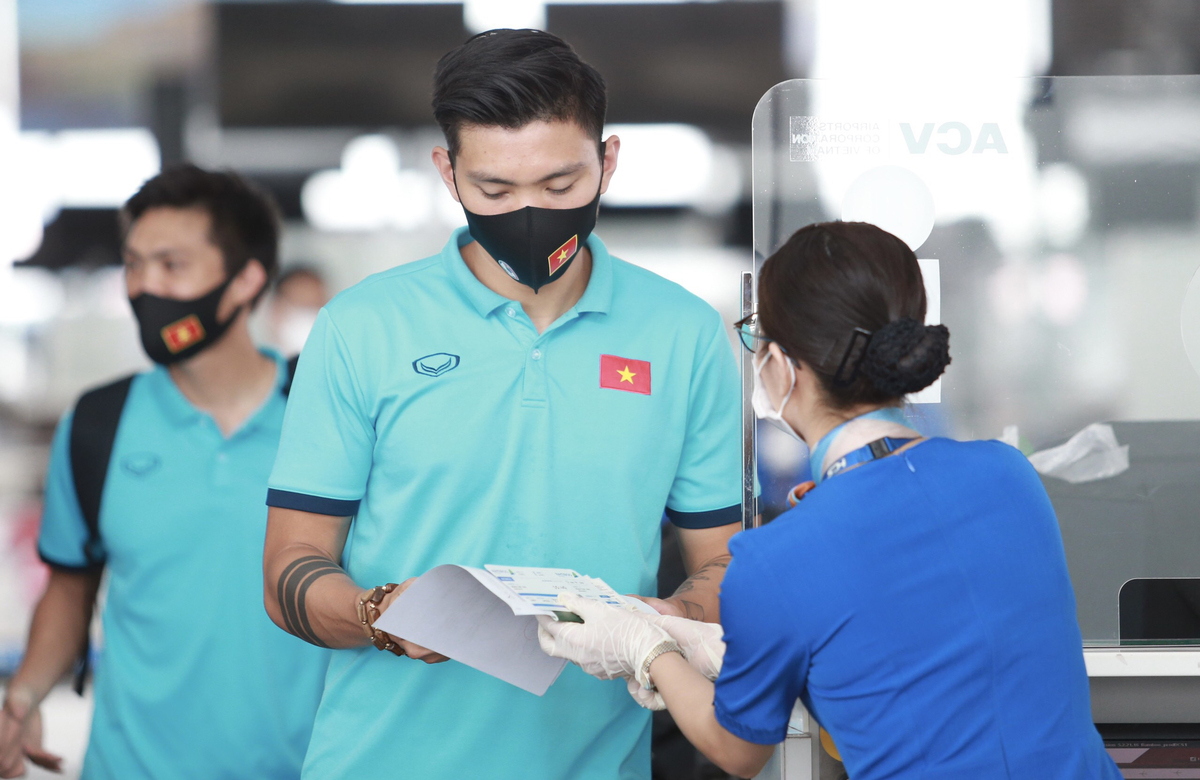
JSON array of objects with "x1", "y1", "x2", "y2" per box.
[
  {"x1": 460, "y1": 240, "x2": 593, "y2": 334},
  {"x1": 167, "y1": 318, "x2": 277, "y2": 435}
]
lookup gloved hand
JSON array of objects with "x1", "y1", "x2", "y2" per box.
[
  {"x1": 648, "y1": 615, "x2": 725, "y2": 681},
  {"x1": 625, "y1": 677, "x2": 666, "y2": 711},
  {"x1": 537, "y1": 593, "x2": 677, "y2": 688}
]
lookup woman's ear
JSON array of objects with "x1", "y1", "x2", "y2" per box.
[{"x1": 788, "y1": 356, "x2": 828, "y2": 412}]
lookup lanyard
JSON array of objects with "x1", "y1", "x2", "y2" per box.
[
  {"x1": 808, "y1": 406, "x2": 910, "y2": 486},
  {"x1": 822, "y1": 436, "x2": 918, "y2": 481}
]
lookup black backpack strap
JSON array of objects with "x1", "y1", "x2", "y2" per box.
[
  {"x1": 283, "y1": 354, "x2": 300, "y2": 397},
  {"x1": 67, "y1": 373, "x2": 134, "y2": 695},
  {"x1": 70, "y1": 374, "x2": 135, "y2": 561}
]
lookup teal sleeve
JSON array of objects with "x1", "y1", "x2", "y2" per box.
[
  {"x1": 665, "y1": 309, "x2": 743, "y2": 528},
  {"x1": 38, "y1": 409, "x2": 103, "y2": 570},
  {"x1": 268, "y1": 308, "x2": 376, "y2": 516}
]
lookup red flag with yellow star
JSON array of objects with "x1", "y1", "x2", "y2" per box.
[
  {"x1": 548, "y1": 234, "x2": 578, "y2": 275},
  {"x1": 600, "y1": 354, "x2": 651, "y2": 395},
  {"x1": 161, "y1": 314, "x2": 206, "y2": 353}
]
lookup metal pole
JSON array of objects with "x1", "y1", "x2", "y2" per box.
[{"x1": 741, "y1": 270, "x2": 758, "y2": 531}]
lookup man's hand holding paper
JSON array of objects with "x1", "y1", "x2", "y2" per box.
[{"x1": 373, "y1": 578, "x2": 449, "y2": 664}]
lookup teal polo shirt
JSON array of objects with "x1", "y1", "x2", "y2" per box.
[
  {"x1": 267, "y1": 228, "x2": 742, "y2": 780},
  {"x1": 38, "y1": 351, "x2": 329, "y2": 780}
]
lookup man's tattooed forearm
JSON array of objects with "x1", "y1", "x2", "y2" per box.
[
  {"x1": 671, "y1": 556, "x2": 730, "y2": 596},
  {"x1": 679, "y1": 600, "x2": 706, "y2": 621},
  {"x1": 277, "y1": 555, "x2": 341, "y2": 647}
]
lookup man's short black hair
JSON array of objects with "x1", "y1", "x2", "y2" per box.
[
  {"x1": 432, "y1": 29, "x2": 607, "y2": 159},
  {"x1": 121, "y1": 164, "x2": 281, "y2": 305}
]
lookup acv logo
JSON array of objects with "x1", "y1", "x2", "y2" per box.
[
  {"x1": 900, "y1": 122, "x2": 1007, "y2": 155},
  {"x1": 412, "y1": 352, "x2": 461, "y2": 378}
]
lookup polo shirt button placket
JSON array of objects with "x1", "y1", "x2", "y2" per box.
[
  {"x1": 214, "y1": 445, "x2": 233, "y2": 487},
  {"x1": 521, "y1": 341, "x2": 549, "y2": 407}
]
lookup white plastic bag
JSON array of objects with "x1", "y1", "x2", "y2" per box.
[{"x1": 1028, "y1": 423, "x2": 1130, "y2": 484}]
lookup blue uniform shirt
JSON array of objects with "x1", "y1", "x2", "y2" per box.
[
  {"x1": 39, "y1": 351, "x2": 329, "y2": 780},
  {"x1": 715, "y1": 438, "x2": 1121, "y2": 780},
  {"x1": 267, "y1": 228, "x2": 743, "y2": 780}
]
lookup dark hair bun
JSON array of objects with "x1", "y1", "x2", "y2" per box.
[{"x1": 860, "y1": 317, "x2": 951, "y2": 397}]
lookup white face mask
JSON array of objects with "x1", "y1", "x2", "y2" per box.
[
  {"x1": 752, "y1": 350, "x2": 804, "y2": 443},
  {"x1": 276, "y1": 307, "x2": 320, "y2": 356}
]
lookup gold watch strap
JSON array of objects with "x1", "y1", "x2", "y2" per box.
[{"x1": 356, "y1": 583, "x2": 402, "y2": 654}]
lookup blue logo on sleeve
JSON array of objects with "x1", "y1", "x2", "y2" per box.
[{"x1": 412, "y1": 353, "x2": 461, "y2": 377}]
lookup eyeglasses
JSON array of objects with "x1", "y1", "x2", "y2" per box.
[{"x1": 733, "y1": 314, "x2": 772, "y2": 354}]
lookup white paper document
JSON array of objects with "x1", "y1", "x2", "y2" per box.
[{"x1": 373, "y1": 564, "x2": 655, "y2": 696}]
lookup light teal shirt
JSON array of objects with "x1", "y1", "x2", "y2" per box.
[
  {"x1": 39, "y1": 351, "x2": 328, "y2": 780},
  {"x1": 267, "y1": 229, "x2": 742, "y2": 780}
]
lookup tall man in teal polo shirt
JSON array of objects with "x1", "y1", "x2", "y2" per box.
[
  {"x1": 0, "y1": 166, "x2": 328, "y2": 779},
  {"x1": 262, "y1": 30, "x2": 743, "y2": 780}
]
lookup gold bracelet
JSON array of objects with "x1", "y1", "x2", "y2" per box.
[{"x1": 356, "y1": 583, "x2": 403, "y2": 654}]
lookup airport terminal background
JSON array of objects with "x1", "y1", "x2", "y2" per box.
[{"x1": 2, "y1": 1, "x2": 1200, "y2": 778}]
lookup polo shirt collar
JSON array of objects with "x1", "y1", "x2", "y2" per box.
[
  {"x1": 442, "y1": 226, "x2": 614, "y2": 318},
  {"x1": 146, "y1": 348, "x2": 290, "y2": 430},
  {"x1": 574, "y1": 233, "x2": 613, "y2": 315},
  {"x1": 444, "y1": 227, "x2": 510, "y2": 318}
]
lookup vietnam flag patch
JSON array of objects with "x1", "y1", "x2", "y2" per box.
[
  {"x1": 161, "y1": 314, "x2": 205, "y2": 353},
  {"x1": 600, "y1": 354, "x2": 651, "y2": 395},
  {"x1": 548, "y1": 234, "x2": 578, "y2": 275}
]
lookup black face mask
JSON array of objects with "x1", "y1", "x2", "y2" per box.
[
  {"x1": 457, "y1": 154, "x2": 604, "y2": 293},
  {"x1": 129, "y1": 276, "x2": 241, "y2": 365}
]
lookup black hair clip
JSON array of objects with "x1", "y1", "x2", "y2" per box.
[{"x1": 832, "y1": 328, "x2": 873, "y2": 387}]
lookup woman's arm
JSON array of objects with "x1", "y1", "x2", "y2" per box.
[
  {"x1": 537, "y1": 594, "x2": 777, "y2": 777},
  {"x1": 650, "y1": 652, "x2": 775, "y2": 778}
]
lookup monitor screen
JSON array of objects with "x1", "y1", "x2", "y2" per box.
[
  {"x1": 216, "y1": 3, "x2": 467, "y2": 128},
  {"x1": 546, "y1": 1, "x2": 787, "y2": 141}
]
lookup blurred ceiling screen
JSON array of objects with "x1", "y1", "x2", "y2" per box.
[
  {"x1": 216, "y1": 2, "x2": 467, "y2": 129},
  {"x1": 546, "y1": 1, "x2": 786, "y2": 142}
]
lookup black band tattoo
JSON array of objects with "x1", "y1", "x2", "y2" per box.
[{"x1": 278, "y1": 555, "x2": 341, "y2": 647}]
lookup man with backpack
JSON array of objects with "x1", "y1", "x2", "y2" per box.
[{"x1": 0, "y1": 165, "x2": 328, "y2": 780}]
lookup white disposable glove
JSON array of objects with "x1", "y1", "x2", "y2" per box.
[
  {"x1": 621, "y1": 619, "x2": 725, "y2": 710},
  {"x1": 626, "y1": 677, "x2": 666, "y2": 710},
  {"x1": 648, "y1": 615, "x2": 725, "y2": 681},
  {"x1": 537, "y1": 593, "x2": 677, "y2": 688}
]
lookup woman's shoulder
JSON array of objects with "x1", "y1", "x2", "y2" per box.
[
  {"x1": 914, "y1": 437, "x2": 1042, "y2": 482},
  {"x1": 757, "y1": 438, "x2": 1042, "y2": 533}
]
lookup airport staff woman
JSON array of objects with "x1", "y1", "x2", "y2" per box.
[{"x1": 540, "y1": 221, "x2": 1122, "y2": 780}]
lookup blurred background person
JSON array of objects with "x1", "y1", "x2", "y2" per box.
[
  {"x1": 264, "y1": 265, "x2": 329, "y2": 357},
  {"x1": 0, "y1": 165, "x2": 329, "y2": 780}
]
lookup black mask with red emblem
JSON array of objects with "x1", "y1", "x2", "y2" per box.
[
  {"x1": 456, "y1": 154, "x2": 604, "y2": 293},
  {"x1": 129, "y1": 276, "x2": 241, "y2": 365}
]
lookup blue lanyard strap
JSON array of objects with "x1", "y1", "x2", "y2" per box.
[
  {"x1": 822, "y1": 436, "x2": 919, "y2": 482},
  {"x1": 808, "y1": 406, "x2": 911, "y2": 485}
]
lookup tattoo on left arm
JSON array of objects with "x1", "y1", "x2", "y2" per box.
[
  {"x1": 277, "y1": 555, "x2": 342, "y2": 648},
  {"x1": 670, "y1": 555, "x2": 730, "y2": 621}
]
